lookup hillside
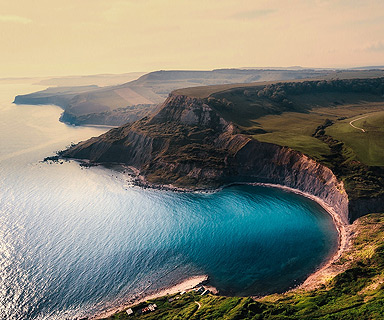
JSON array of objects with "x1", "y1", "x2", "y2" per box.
[
  {"x1": 59, "y1": 76, "x2": 384, "y2": 319},
  {"x1": 61, "y1": 77, "x2": 384, "y2": 212},
  {"x1": 203, "y1": 78, "x2": 384, "y2": 203},
  {"x1": 14, "y1": 68, "x2": 331, "y2": 126},
  {"x1": 35, "y1": 72, "x2": 146, "y2": 87}
]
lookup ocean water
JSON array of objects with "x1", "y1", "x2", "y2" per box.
[{"x1": 0, "y1": 82, "x2": 338, "y2": 319}]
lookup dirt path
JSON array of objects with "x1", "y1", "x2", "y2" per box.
[
  {"x1": 349, "y1": 115, "x2": 368, "y2": 132},
  {"x1": 195, "y1": 301, "x2": 201, "y2": 309}
]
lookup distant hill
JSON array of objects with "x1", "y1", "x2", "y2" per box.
[
  {"x1": 14, "y1": 68, "x2": 332, "y2": 126},
  {"x1": 350, "y1": 65, "x2": 384, "y2": 70},
  {"x1": 35, "y1": 72, "x2": 146, "y2": 87},
  {"x1": 61, "y1": 76, "x2": 384, "y2": 209}
]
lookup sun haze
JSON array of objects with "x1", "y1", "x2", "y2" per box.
[{"x1": 1, "y1": 0, "x2": 383, "y2": 77}]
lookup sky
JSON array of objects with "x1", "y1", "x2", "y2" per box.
[{"x1": 1, "y1": 0, "x2": 384, "y2": 77}]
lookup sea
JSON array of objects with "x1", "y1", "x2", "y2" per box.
[{"x1": 0, "y1": 81, "x2": 338, "y2": 319}]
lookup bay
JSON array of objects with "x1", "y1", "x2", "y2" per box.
[{"x1": 0, "y1": 81, "x2": 338, "y2": 319}]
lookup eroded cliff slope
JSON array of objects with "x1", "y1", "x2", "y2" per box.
[{"x1": 61, "y1": 93, "x2": 355, "y2": 223}]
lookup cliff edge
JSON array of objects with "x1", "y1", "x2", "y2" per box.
[{"x1": 61, "y1": 93, "x2": 359, "y2": 223}]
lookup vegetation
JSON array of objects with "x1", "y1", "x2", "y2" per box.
[
  {"x1": 174, "y1": 70, "x2": 384, "y2": 98},
  {"x1": 326, "y1": 111, "x2": 384, "y2": 167},
  {"x1": 15, "y1": 69, "x2": 332, "y2": 126},
  {"x1": 201, "y1": 78, "x2": 384, "y2": 200},
  {"x1": 63, "y1": 76, "x2": 384, "y2": 198},
  {"x1": 102, "y1": 213, "x2": 384, "y2": 320}
]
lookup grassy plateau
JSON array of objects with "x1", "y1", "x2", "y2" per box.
[{"x1": 197, "y1": 78, "x2": 384, "y2": 200}]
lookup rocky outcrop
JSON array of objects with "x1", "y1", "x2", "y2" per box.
[
  {"x1": 226, "y1": 139, "x2": 350, "y2": 224},
  {"x1": 14, "y1": 94, "x2": 71, "y2": 110},
  {"x1": 61, "y1": 93, "x2": 384, "y2": 224},
  {"x1": 149, "y1": 95, "x2": 229, "y2": 129}
]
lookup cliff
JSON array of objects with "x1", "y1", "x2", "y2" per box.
[
  {"x1": 13, "y1": 85, "x2": 157, "y2": 126},
  {"x1": 15, "y1": 69, "x2": 333, "y2": 126},
  {"x1": 61, "y1": 93, "x2": 364, "y2": 223}
]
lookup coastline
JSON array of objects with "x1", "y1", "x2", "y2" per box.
[
  {"x1": 91, "y1": 275, "x2": 211, "y2": 319},
  {"x1": 86, "y1": 166, "x2": 349, "y2": 319},
  {"x1": 252, "y1": 183, "x2": 351, "y2": 291},
  {"x1": 129, "y1": 173, "x2": 351, "y2": 289}
]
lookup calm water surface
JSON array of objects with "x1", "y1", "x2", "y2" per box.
[{"x1": 0, "y1": 82, "x2": 338, "y2": 319}]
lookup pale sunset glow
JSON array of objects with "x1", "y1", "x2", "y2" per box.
[
  {"x1": 1, "y1": 0, "x2": 384, "y2": 77},
  {"x1": 1, "y1": 1, "x2": 383, "y2": 75}
]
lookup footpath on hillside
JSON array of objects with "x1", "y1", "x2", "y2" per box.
[{"x1": 349, "y1": 115, "x2": 368, "y2": 132}]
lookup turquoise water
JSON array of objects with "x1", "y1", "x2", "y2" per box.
[{"x1": 0, "y1": 82, "x2": 338, "y2": 319}]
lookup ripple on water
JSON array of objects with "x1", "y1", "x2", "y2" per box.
[{"x1": 0, "y1": 82, "x2": 338, "y2": 319}]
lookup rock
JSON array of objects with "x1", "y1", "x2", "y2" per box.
[{"x1": 61, "y1": 93, "x2": 382, "y2": 223}]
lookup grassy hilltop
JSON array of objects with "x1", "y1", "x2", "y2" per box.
[
  {"x1": 60, "y1": 75, "x2": 384, "y2": 200},
  {"x1": 14, "y1": 68, "x2": 334, "y2": 126},
  {"x1": 175, "y1": 76, "x2": 384, "y2": 200}
]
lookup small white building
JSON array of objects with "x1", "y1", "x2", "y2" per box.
[{"x1": 126, "y1": 308, "x2": 133, "y2": 316}]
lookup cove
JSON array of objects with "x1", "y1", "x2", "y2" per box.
[{"x1": 0, "y1": 82, "x2": 338, "y2": 319}]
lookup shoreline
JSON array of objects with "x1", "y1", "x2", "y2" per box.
[
  {"x1": 126, "y1": 172, "x2": 351, "y2": 289},
  {"x1": 85, "y1": 167, "x2": 349, "y2": 319},
  {"x1": 252, "y1": 183, "x2": 350, "y2": 291},
  {"x1": 90, "y1": 275, "x2": 211, "y2": 319}
]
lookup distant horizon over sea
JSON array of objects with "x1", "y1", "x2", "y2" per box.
[{"x1": 0, "y1": 81, "x2": 338, "y2": 320}]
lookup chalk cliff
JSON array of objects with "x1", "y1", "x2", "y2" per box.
[{"x1": 61, "y1": 94, "x2": 383, "y2": 223}]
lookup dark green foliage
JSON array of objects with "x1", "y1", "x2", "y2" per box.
[
  {"x1": 256, "y1": 78, "x2": 384, "y2": 103},
  {"x1": 331, "y1": 267, "x2": 374, "y2": 295},
  {"x1": 372, "y1": 245, "x2": 384, "y2": 267}
]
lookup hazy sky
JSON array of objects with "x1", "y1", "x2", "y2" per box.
[{"x1": 1, "y1": 0, "x2": 384, "y2": 77}]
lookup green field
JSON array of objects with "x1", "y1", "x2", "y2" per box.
[
  {"x1": 103, "y1": 213, "x2": 384, "y2": 320},
  {"x1": 206, "y1": 88, "x2": 384, "y2": 167},
  {"x1": 327, "y1": 111, "x2": 384, "y2": 166},
  {"x1": 251, "y1": 104, "x2": 384, "y2": 165},
  {"x1": 194, "y1": 79, "x2": 384, "y2": 199}
]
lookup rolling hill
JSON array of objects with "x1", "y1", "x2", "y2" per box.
[{"x1": 14, "y1": 68, "x2": 334, "y2": 126}]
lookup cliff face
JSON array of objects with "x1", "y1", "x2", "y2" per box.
[
  {"x1": 227, "y1": 139, "x2": 350, "y2": 223},
  {"x1": 62, "y1": 94, "x2": 382, "y2": 224},
  {"x1": 13, "y1": 86, "x2": 157, "y2": 126},
  {"x1": 62, "y1": 95, "x2": 238, "y2": 184}
]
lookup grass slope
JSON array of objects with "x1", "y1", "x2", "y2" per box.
[
  {"x1": 102, "y1": 213, "x2": 384, "y2": 320},
  {"x1": 326, "y1": 111, "x2": 384, "y2": 166},
  {"x1": 195, "y1": 79, "x2": 384, "y2": 199}
]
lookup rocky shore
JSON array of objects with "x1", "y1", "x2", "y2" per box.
[{"x1": 60, "y1": 94, "x2": 362, "y2": 223}]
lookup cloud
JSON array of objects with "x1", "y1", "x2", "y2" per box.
[
  {"x1": 0, "y1": 14, "x2": 32, "y2": 24},
  {"x1": 230, "y1": 9, "x2": 276, "y2": 20},
  {"x1": 365, "y1": 41, "x2": 384, "y2": 52}
]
